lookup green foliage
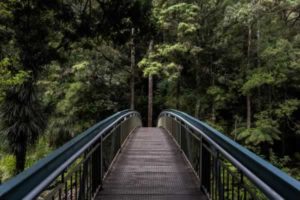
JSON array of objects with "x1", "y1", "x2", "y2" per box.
[
  {"x1": 0, "y1": 0, "x2": 299, "y2": 182},
  {"x1": 224, "y1": 2, "x2": 258, "y2": 26},
  {"x1": 205, "y1": 120, "x2": 226, "y2": 133},
  {"x1": 138, "y1": 43, "x2": 189, "y2": 78},
  {"x1": 154, "y1": 2, "x2": 200, "y2": 39},
  {"x1": 207, "y1": 86, "x2": 229, "y2": 109},
  {"x1": 139, "y1": 1, "x2": 201, "y2": 81},
  {"x1": 0, "y1": 154, "x2": 15, "y2": 183},
  {"x1": 275, "y1": 99, "x2": 300, "y2": 119},
  {"x1": 25, "y1": 137, "x2": 52, "y2": 168},
  {"x1": 237, "y1": 111, "x2": 281, "y2": 146},
  {"x1": 0, "y1": 0, "x2": 151, "y2": 176},
  {"x1": 0, "y1": 58, "x2": 28, "y2": 100},
  {"x1": 41, "y1": 40, "x2": 130, "y2": 148},
  {"x1": 241, "y1": 70, "x2": 274, "y2": 94},
  {"x1": 146, "y1": 0, "x2": 299, "y2": 180},
  {"x1": 269, "y1": 150, "x2": 300, "y2": 180}
]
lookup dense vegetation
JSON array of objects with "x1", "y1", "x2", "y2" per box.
[{"x1": 0, "y1": 0, "x2": 299, "y2": 182}]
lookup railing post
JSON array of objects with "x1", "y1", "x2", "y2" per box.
[
  {"x1": 91, "y1": 142, "x2": 101, "y2": 197},
  {"x1": 181, "y1": 125, "x2": 185, "y2": 152},
  {"x1": 100, "y1": 137, "x2": 103, "y2": 189},
  {"x1": 79, "y1": 154, "x2": 88, "y2": 200},
  {"x1": 170, "y1": 117, "x2": 173, "y2": 136},
  {"x1": 201, "y1": 143, "x2": 211, "y2": 196},
  {"x1": 179, "y1": 121, "x2": 181, "y2": 146},
  {"x1": 116, "y1": 126, "x2": 121, "y2": 151},
  {"x1": 216, "y1": 152, "x2": 224, "y2": 200},
  {"x1": 199, "y1": 136, "x2": 202, "y2": 186}
]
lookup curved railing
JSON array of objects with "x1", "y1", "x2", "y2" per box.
[
  {"x1": 0, "y1": 110, "x2": 142, "y2": 200},
  {"x1": 158, "y1": 109, "x2": 300, "y2": 200}
]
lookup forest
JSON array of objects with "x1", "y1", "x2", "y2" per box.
[{"x1": 0, "y1": 0, "x2": 299, "y2": 184}]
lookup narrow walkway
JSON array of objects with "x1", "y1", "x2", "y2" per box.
[{"x1": 96, "y1": 127, "x2": 205, "y2": 200}]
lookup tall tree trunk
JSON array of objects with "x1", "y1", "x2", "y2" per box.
[
  {"x1": 176, "y1": 76, "x2": 181, "y2": 109},
  {"x1": 256, "y1": 13, "x2": 261, "y2": 111},
  {"x1": 130, "y1": 28, "x2": 136, "y2": 110},
  {"x1": 195, "y1": 99, "x2": 201, "y2": 118},
  {"x1": 246, "y1": 24, "x2": 252, "y2": 129},
  {"x1": 195, "y1": 58, "x2": 201, "y2": 118},
  {"x1": 148, "y1": 75, "x2": 153, "y2": 127},
  {"x1": 246, "y1": 95, "x2": 251, "y2": 129},
  {"x1": 212, "y1": 105, "x2": 216, "y2": 122},
  {"x1": 147, "y1": 40, "x2": 154, "y2": 127},
  {"x1": 234, "y1": 117, "x2": 238, "y2": 141},
  {"x1": 15, "y1": 144, "x2": 26, "y2": 174},
  {"x1": 211, "y1": 56, "x2": 216, "y2": 122}
]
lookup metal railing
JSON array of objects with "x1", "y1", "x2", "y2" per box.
[
  {"x1": 158, "y1": 109, "x2": 300, "y2": 200},
  {"x1": 0, "y1": 110, "x2": 142, "y2": 200}
]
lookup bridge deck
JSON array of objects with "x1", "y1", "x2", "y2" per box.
[{"x1": 96, "y1": 127, "x2": 205, "y2": 200}]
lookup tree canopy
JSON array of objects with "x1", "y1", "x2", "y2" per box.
[{"x1": 0, "y1": 0, "x2": 299, "y2": 182}]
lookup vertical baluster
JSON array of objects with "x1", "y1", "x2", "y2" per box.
[
  {"x1": 121, "y1": 121, "x2": 123, "y2": 147},
  {"x1": 78, "y1": 165, "x2": 82, "y2": 199},
  {"x1": 92, "y1": 148, "x2": 95, "y2": 196},
  {"x1": 58, "y1": 188, "x2": 62, "y2": 200},
  {"x1": 88, "y1": 157, "x2": 91, "y2": 200},
  {"x1": 87, "y1": 156, "x2": 90, "y2": 200},
  {"x1": 61, "y1": 171, "x2": 67, "y2": 200},
  {"x1": 199, "y1": 136, "x2": 202, "y2": 184},
  {"x1": 215, "y1": 153, "x2": 224, "y2": 200},
  {"x1": 238, "y1": 172, "x2": 243, "y2": 200},
  {"x1": 222, "y1": 164, "x2": 225, "y2": 200},
  {"x1": 65, "y1": 178, "x2": 68, "y2": 200},
  {"x1": 94, "y1": 146, "x2": 97, "y2": 194},
  {"x1": 98, "y1": 143, "x2": 101, "y2": 189},
  {"x1": 96, "y1": 145, "x2": 100, "y2": 193},
  {"x1": 180, "y1": 125, "x2": 183, "y2": 149},
  {"x1": 89, "y1": 156, "x2": 92, "y2": 199},
  {"x1": 179, "y1": 121, "x2": 181, "y2": 146},
  {"x1": 213, "y1": 156, "x2": 215, "y2": 200},
  {"x1": 211, "y1": 163, "x2": 214, "y2": 200},
  {"x1": 75, "y1": 170, "x2": 78, "y2": 199},
  {"x1": 85, "y1": 159, "x2": 88, "y2": 200},
  {"x1": 231, "y1": 174, "x2": 235, "y2": 200},
  {"x1": 70, "y1": 174, "x2": 73, "y2": 200},
  {"x1": 202, "y1": 145, "x2": 211, "y2": 196},
  {"x1": 79, "y1": 156, "x2": 87, "y2": 199},
  {"x1": 100, "y1": 137, "x2": 103, "y2": 187}
]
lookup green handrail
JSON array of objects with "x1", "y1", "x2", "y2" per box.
[
  {"x1": 159, "y1": 109, "x2": 300, "y2": 199},
  {"x1": 0, "y1": 110, "x2": 138, "y2": 199}
]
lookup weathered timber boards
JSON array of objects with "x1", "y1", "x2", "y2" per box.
[{"x1": 96, "y1": 127, "x2": 205, "y2": 200}]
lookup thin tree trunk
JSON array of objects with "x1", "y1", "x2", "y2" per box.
[
  {"x1": 195, "y1": 99, "x2": 200, "y2": 118},
  {"x1": 256, "y1": 20, "x2": 260, "y2": 68},
  {"x1": 234, "y1": 117, "x2": 238, "y2": 141},
  {"x1": 195, "y1": 58, "x2": 201, "y2": 118},
  {"x1": 147, "y1": 40, "x2": 154, "y2": 127},
  {"x1": 212, "y1": 105, "x2": 216, "y2": 122},
  {"x1": 176, "y1": 76, "x2": 180, "y2": 109},
  {"x1": 246, "y1": 24, "x2": 252, "y2": 129},
  {"x1": 246, "y1": 95, "x2": 251, "y2": 129},
  {"x1": 256, "y1": 17, "x2": 261, "y2": 111},
  {"x1": 211, "y1": 56, "x2": 216, "y2": 122},
  {"x1": 148, "y1": 75, "x2": 153, "y2": 127},
  {"x1": 130, "y1": 28, "x2": 135, "y2": 110}
]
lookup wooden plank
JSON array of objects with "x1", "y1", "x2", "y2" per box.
[{"x1": 96, "y1": 127, "x2": 205, "y2": 200}]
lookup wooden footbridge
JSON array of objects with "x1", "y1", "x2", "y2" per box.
[{"x1": 0, "y1": 110, "x2": 299, "y2": 200}]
